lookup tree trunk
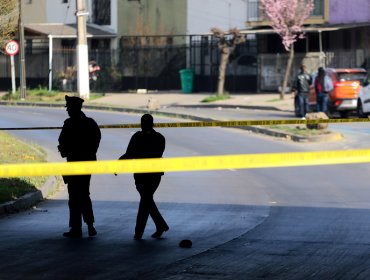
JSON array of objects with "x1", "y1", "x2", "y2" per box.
[
  {"x1": 217, "y1": 50, "x2": 230, "y2": 96},
  {"x1": 280, "y1": 45, "x2": 295, "y2": 100}
]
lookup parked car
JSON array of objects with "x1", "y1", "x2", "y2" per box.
[
  {"x1": 294, "y1": 68, "x2": 367, "y2": 118},
  {"x1": 357, "y1": 74, "x2": 370, "y2": 117}
]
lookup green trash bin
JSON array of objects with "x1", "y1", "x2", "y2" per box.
[{"x1": 179, "y1": 68, "x2": 194, "y2": 93}]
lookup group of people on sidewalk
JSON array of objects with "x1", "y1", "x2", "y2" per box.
[
  {"x1": 58, "y1": 95, "x2": 168, "y2": 240},
  {"x1": 292, "y1": 65, "x2": 334, "y2": 118}
]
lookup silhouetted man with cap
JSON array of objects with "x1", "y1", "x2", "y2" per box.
[
  {"x1": 58, "y1": 95, "x2": 101, "y2": 237},
  {"x1": 119, "y1": 114, "x2": 169, "y2": 240}
]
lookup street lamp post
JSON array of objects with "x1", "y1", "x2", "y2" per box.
[
  {"x1": 76, "y1": 0, "x2": 90, "y2": 99},
  {"x1": 18, "y1": 0, "x2": 26, "y2": 100}
]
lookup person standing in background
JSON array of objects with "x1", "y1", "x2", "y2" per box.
[
  {"x1": 315, "y1": 67, "x2": 333, "y2": 114},
  {"x1": 293, "y1": 64, "x2": 312, "y2": 118}
]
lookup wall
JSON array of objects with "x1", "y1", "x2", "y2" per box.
[
  {"x1": 187, "y1": 0, "x2": 247, "y2": 34},
  {"x1": 23, "y1": 0, "x2": 80, "y2": 25},
  {"x1": 117, "y1": 0, "x2": 187, "y2": 36},
  {"x1": 117, "y1": 0, "x2": 247, "y2": 36},
  {"x1": 45, "y1": 1, "x2": 75, "y2": 24},
  {"x1": 329, "y1": 0, "x2": 370, "y2": 24},
  {"x1": 24, "y1": 0, "x2": 117, "y2": 33},
  {"x1": 22, "y1": 0, "x2": 47, "y2": 23}
]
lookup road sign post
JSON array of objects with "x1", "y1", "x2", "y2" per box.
[
  {"x1": 5, "y1": 40, "x2": 20, "y2": 56},
  {"x1": 5, "y1": 40, "x2": 20, "y2": 94}
]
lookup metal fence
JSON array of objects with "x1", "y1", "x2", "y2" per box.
[
  {"x1": 0, "y1": 34, "x2": 259, "y2": 92},
  {"x1": 1, "y1": 34, "x2": 367, "y2": 92}
]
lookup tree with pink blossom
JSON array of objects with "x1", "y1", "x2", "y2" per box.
[{"x1": 260, "y1": 0, "x2": 314, "y2": 99}]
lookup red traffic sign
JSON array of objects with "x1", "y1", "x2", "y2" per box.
[{"x1": 4, "y1": 40, "x2": 19, "y2": 56}]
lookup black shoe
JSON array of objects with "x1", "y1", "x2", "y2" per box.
[
  {"x1": 88, "y1": 226, "x2": 97, "y2": 237},
  {"x1": 63, "y1": 228, "x2": 82, "y2": 238},
  {"x1": 151, "y1": 225, "x2": 169, "y2": 239},
  {"x1": 134, "y1": 234, "x2": 142, "y2": 241}
]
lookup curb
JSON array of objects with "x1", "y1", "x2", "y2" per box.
[
  {"x1": 169, "y1": 103, "x2": 285, "y2": 112},
  {"x1": 0, "y1": 176, "x2": 58, "y2": 216},
  {"x1": 0, "y1": 190, "x2": 43, "y2": 215},
  {"x1": 249, "y1": 127, "x2": 344, "y2": 142}
]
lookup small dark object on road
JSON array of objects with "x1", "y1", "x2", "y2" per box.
[{"x1": 179, "y1": 239, "x2": 192, "y2": 248}]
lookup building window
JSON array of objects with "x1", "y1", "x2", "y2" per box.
[
  {"x1": 61, "y1": 39, "x2": 76, "y2": 48},
  {"x1": 62, "y1": 0, "x2": 68, "y2": 3},
  {"x1": 92, "y1": 0, "x2": 111, "y2": 25},
  {"x1": 91, "y1": 39, "x2": 110, "y2": 50},
  {"x1": 247, "y1": 0, "x2": 325, "y2": 21},
  {"x1": 311, "y1": 0, "x2": 324, "y2": 16},
  {"x1": 343, "y1": 30, "x2": 352, "y2": 50},
  {"x1": 247, "y1": 0, "x2": 261, "y2": 21},
  {"x1": 25, "y1": 40, "x2": 33, "y2": 54}
]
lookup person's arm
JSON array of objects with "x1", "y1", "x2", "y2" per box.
[
  {"x1": 314, "y1": 77, "x2": 319, "y2": 93},
  {"x1": 90, "y1": 119, "x2": 101, "y2": 155},
  {"x1": 325, "y1": 75, "x2": 334, "y2": 92},
  {"x1": 118, "y1": 133, "x2": 137, "y2": 160},
  {"x1": 308, "y1": 74, "x2": 313, "y2": 85},
  {"x1": 156, "y1": 133, "x2": 166, "y2": 158},
  {"x1": 58, "y1": 121, "x2": 69, "y2": 158},
  {"x1": 292, "y1": 75, "x2": 298, "y2": 92}
]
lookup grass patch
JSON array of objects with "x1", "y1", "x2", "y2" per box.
[
  {"x1": 267, "y1": 125, "x2": 331, "y2": 136},
  {"x1": 0, "y1": 131, "x2": 48, "y2": 204},
  {"x1": 201, "y1": 94, "x2": 230, "y2": 103},
  {"x1": 266, "y1": 98, "x2": 281, "y2": 103},
  {"x1": 2, "y1": 87, "x2": 104, "y2": 102}
]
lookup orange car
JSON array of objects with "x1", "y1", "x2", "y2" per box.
[{"x1": 307, "y1": 68, "x2": 367, "y2": 117}]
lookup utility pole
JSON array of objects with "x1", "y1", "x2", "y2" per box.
[
  {"x1": 76, "y1": 0, "x2": 90, "y2": 99},
  {"x1": 18, "y1": 0, "x2": 27, "y2": 100}
]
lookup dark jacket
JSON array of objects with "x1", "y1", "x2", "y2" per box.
[
  {"x1": 119, "y1": 129, "x2": 165, "y2": 177},
  {"x1": 294, "y1": 72, "x2": 312, "y2": 93},
  {"x1": 58, "y1": 112, "x2": 101, "y2": 162}
]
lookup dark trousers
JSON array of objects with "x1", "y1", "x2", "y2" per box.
[
  {"x1": 134, "y1": 174, "x2": 168, "y2": 236},
  {"x1": 298, "y1": 92, "x2": 309, "y2": 117},
  {"x1": 316, "y1": 92, "x2": 329, "y2": 113},
  {"x1": 67, "y1": 175, "x2": 94, "y2": 228}
]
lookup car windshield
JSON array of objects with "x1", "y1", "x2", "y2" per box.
[{"x1": 336, "y1": 72, "x2": 367, "y2": 82}]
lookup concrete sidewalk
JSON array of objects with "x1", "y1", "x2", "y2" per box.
[
  {"x1": 88, "y1": 92, "x2": 295, "y2": 112},
  {"x1": 87, "y1": 91, "x2": 342, "y2": 143}
]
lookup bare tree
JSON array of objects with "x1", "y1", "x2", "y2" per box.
[
  {"x1": 211, "y1": 27, "x2": 245, "y2": 96},
  {"x1": 260, "y1": 0, "x2": 314, "y2": 99},
  {"x1": 0, "y1": 0, "x2": 18, "y2": 52}
]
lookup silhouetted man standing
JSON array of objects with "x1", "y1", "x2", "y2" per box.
[
  {"x1": 58, "y1": 95, "x2": 101, "y2": 238},
  {"x1": 119, "y1": 114, "x2": 169, "y2": 240}
]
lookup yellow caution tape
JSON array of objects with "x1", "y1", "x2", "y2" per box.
[
  {"x1": 1, "y1": 149, "x2": 370, "y2": 178},
  {"x1": 1, "y1": 118, "x2": 370, "y2": 131}
]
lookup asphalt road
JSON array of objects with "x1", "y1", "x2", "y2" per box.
[{"x1": 1, "y1": 106, "x2": 370, "y2": 279}]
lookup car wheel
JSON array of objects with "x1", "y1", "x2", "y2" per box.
[
  {"x1": 339, "y1": 111, "x2": 349, "y2": 118},
  {"x1": 357, "y1": 101, "x2": 367, "y2": 118}
]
